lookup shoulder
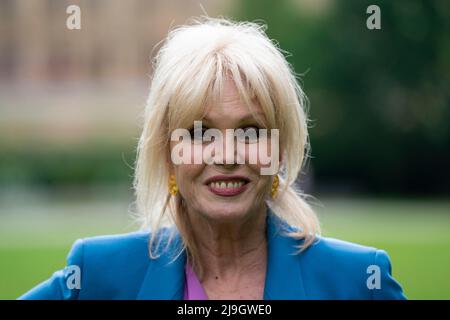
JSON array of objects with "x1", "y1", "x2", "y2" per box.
[
  {"x1": 297, "y1": 235, "x2": 406, "y2": 299},
  {"x1": 305, "y1": 235, "x2": 379, "y2": 261},
  {"x1": 74, "y1": 229, "x2": 182, "y2": 299},
  {"x1": 74, "y1": 227, "x2": 183, "y2": 261},
  {"x1": 76, "y1": 230, "x2": 151, "y2": 262},
  {"x1": 300, "y1": 236, "x2": 383, "y2": 284},
  {"x1": 19, "y1": 230, "x2": 169, "y2": 300}
]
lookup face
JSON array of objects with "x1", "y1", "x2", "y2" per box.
[{"x1": 169, "y1": 79, "x2": 279, "y2": 224}]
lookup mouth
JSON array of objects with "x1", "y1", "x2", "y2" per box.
[{"x1": 204, "y1": 175, "x2": 250, "y2": 197}]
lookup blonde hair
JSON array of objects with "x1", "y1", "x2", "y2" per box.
[{"x1": 133, "y1": 16, "x2": 320, "y2": 274}]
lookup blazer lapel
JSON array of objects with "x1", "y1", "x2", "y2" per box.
[
  {"x1": 263, "y1": 212, "x2": 307, "y2": 300},
  {"x1": 136, "y1": 211, "x2": 307, "y2": 300},
  {"x1": 137, "y1": 231, "x2": 186, "y2": 300}
]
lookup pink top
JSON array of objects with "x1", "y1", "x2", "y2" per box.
[{"x1": 183, "y1": 262, "x2": 209, "y2": 300}]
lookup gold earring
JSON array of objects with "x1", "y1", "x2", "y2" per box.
[
  {"x1": 271, "y1": 175, "x2": 279, "y2": 199},
  {"x1": 169, "y1": 174, "x2": 178, "y2": 196}
]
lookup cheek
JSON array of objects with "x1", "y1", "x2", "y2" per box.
[
  {"x1": 175, "y1": 164, "x2": 204, "y2": 194},
  {"x1": 238, "y1": 138, "x2": 279, "y2": 170},
  {"x1": 257, "y1": 175, "x2": 272, "y2": 193},
  {"x1": 170, "y1": 141, "x2": 200, "y2": 165}
]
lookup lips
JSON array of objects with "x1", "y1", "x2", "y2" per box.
[{"x1": 204, "y1": 175, "x2": 250, "y2": 197}]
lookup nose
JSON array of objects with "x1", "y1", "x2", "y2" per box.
[{"x1": 212, "y1": 129, "x2": 238, "y2": 167}]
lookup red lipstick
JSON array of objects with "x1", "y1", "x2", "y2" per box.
[{"x1": 205, "y1": 175, "x2": 250, "y2": 197}]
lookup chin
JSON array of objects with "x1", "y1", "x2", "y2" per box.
[{"x1": 201, "y1": 203, "x2": 252, "y2": 223}]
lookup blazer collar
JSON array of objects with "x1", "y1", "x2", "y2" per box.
[
  {"x1": 263, "y1": 211, "x2": 307, "y2": 299},
  {"x1": 137, "y1": 209, "x2": 306, "y2": 300},
  {"x1": 137, "y1": 231, "x2": 186, "y2": 300}
]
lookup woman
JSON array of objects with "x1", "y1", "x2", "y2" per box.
[{"x1": 20, "y1": 17, "x2": 406, "y2": 300}]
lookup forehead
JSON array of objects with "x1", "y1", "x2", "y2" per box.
[{"x1": 203, "y1": 79, "x2": 265, "y2": 125}]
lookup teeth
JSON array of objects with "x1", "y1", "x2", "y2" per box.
[{"x1": 209, "y1": 180, "x2": 246, "y2": 189}]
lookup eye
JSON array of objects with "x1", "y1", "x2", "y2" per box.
[
  {"x1": 237, "y1": 126, "x2": 260, "y2": 144},
  {"x1": 188, "y1": 127, "x2": 210, "y2": 143}
]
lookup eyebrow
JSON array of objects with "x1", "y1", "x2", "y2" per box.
[{"x1": 203, "y1": 112, "x2": 266, "y2": 126}]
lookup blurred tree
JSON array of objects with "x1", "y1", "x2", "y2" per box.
[{"x1": 234, "y1": 0, "x2": 450, "y2": 195}]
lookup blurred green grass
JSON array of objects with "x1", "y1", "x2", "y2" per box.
[
  {"x1": 1, "y1": 196, "x2": 449, "y2": 299},
  {"x1": 315, "y1": 198, "x2": 450, "y2": 299}
]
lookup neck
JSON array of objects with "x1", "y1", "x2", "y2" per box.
[{"x1": 188, "y1": 205, "x2": 268, "y2": 282}]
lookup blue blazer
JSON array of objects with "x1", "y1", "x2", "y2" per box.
[{"x1": 19, "y1": 213, "x2": 406, "y2": 300}]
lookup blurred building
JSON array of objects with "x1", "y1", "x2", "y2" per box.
[
  {"x1": 0, "y1": 0, "x2": 235, "y2": 148},
  {"x1": 0, "y1": 0, "x2": 233, "y2": 82}
]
